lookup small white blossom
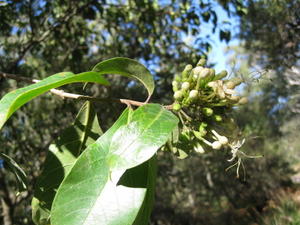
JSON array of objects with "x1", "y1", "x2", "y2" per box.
[
  {"x1": 212, "y1": 141, "x2": 222, "y2": 150},
  {"x1": 181, "y1": 82, "x2": 190, "y2": 90},
  {"x1": 226, "y1": 138, "x2": 263, "y2": 179},
  {"x1": 189, "y1": 90, "x2": 198, "y2": 99},
  {"x1": 199, "y1": 68, "x2": 211, "y2": 78},
  {"x1": 208, "y1": 80, "x2": 236, "y2": 99},
  {"x1": 211, "y1": 130, "x2": 228, "y2": 145},
  {"x1": 193, "y1": 66, "x2": 203, "y2": 76}
]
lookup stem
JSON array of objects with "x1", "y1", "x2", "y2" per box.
[
  {"x1": 177, "y1": 112, "x2": 186, "y2": 125},
  {"x1": 195, "y1": 76, "x2": 201, "y2": 90},
  {"x1": 200, "y1": 92, "x2": 215, "y2": 101},
  {"x1": 0, "y1": 71, "x2": 173, "y2": 109},
  {"x1": 197, "y1": 136, "x2": 212, "y2": 146},
  {"x1": 180, "y1": 110, "x2": 192, "y2": 121}
]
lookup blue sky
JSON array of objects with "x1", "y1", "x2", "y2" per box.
[
  {"x1": 181, "y1": 3, "x2": 240, "y2": 73},
  {"x1": 207, "y1": 6, "x2": 240, "y2": 72}
]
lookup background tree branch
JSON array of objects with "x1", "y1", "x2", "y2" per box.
[{"x1": 0, "y1": 71, "x2": 173, "y2": 109}]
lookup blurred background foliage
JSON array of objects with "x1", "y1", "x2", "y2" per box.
[{"x1": 0, "y1": 0, "x2": 299, "y2": 224}]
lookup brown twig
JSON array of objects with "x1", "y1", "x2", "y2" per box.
[{"x1": 0, "y1": 71, "x2": 174, "y2": 109}]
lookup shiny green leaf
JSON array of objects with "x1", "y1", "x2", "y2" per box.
[
  {"x1": 92, "y1": 57, "x2": 155, "y2": 100},
  {"x1": 0, "y1": 71, "x2": 109, "y2": 130},
  {"x1": 117, "y1": 156, "x2": 157, "y2": 225},
  {"x1": 32, "y1": 101, "x2": 102, "y2": 225},
  {"x1": 132, "y1": 156, "x2": 157, "y2": 225},
  {"x1": 51, "y1": 104, "x2": 178, "y2": 225}
]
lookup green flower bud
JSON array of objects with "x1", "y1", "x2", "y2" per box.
[
  {"x1": 212, "y1": 141, "x2": 222, "y2": 150},
  {"x1": 238, "y1": 97, "x2": 248, "y2": 105},
  {"x1": 181, "y1": 130, "x2": 192, "y2": 141},
  {"x1": 228, "y1": 95, "x2": 240, "y2": 102},
  {"x1": 213, "y1": 115, "x2": 223, "y2": 122},
  {"x1": 197, "y1": 58, "x2": 206, "y2": 66},
  {"x1": 174, "y1": 75, "x2": 181, "y2": 82},
  {"x1": 199, "y1": 68, "x2": 210, "y2": 78},
  {"x1": 198, "y1": 123, "x2": 207, "y2": 136},
  {"x1": 225, "y1": 81, "x2": 235, "y2": 89},
  {"x1": 174, "y1": 90, "x2": 183, "y2": 100},
  {"x1": 182, "y1": 64, "x2": 193, "y2": 79},
  {"x1": 199, "y1": 122, "x2": 208, "y2": 130},
  {"x1": 209, "y1": 68, "x2": 215, "y2": 78},
  {"x1": 172, "y1": 81, "x2": 179, "y2": 92},
  {"x1": 200, "y1": 122, "x2": 208, "y2": 127},
  {"x1": 189, "y1": 90, "x2": 198, "y2": 99},
  {"x1": 214, "y1": 70, "x2": 228, "y2": 80},
  {"x1": 202, "y1": 107, "x2": 213, "y2": 116},
  {"x1": 229, "y1": 77, "x2": 243, "y2": 87},
  {"x1": 185, "y1": 64, "x2": 193, "y2": 70},
  {"x1": 181, "y1": 81, "x2": 190, "y2": 91},
  {"x1": 172, "y1": 103, "x2": 181, "y2": 111},
  {"x1": 199, "y1": 128, "x2": 207, "y2": 136},
  {"x1": 193, "y1": 130, "x2": 203, "y2": 139}
]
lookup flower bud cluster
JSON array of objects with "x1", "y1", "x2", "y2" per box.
[{"x1": 168, "y1": 58, "x2": 248, "y2": 157}]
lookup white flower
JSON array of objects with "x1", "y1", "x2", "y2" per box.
[
  {"x1": 208, "y1": 80, "x2": 236, "y2": 99},
  {"x1": 227, "y1": 138, "x2": 246, "y2": 162},
  {"x1": 189, "y1": 90, "x2": 198, "y2": 99},
  {"x1": 226, "y1": 138, "x2": 263, "y2": 179},
  {"x1": 174, "y1": 90, "x2": 183, "y2": 99},
  {"x1": 193, "y1": 66, "x2": 203, "y2": 76},
  {"x1": 181, "y1": 82, "x2": 190, "y2": 90},
  {"x1": 199, "y1": 68, "x2": 210, "y2": 78},
  {"x1": 212, "y1": 141, "x2": 222, "y2": 150},
  {"x1": 211, "y1": 130, "x2": 228, "y2": 145}
]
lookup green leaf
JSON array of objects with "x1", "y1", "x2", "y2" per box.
[
  {"x1": 92, "y1": 57, "x2": 155, "y2": 100},
  {"x1": 219, "y1": 30, "x2": 231, "y2": 43},
  {"x1": 32, "y1": 101, "x2": 102, "y2": 225},
  {"x1": 132, "y1": 156, "x2": 157, "y2": 225},
  {"x1": 0, "y1": 153, "x2": 27, "y2": 192},
  {"x1": 117, "y1": 156, "x2": 157, "y2": 225},
  {"x1": 0, "y1": 71, "x2": 109, "y2": 130},
  {"x1": 51, "y1": 104, "x2": 178, "y2": 225}
]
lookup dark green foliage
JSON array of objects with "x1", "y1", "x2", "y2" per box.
[
  {"x1": 32, "y1": 101, "x2": 102, "y2": 225},
  {"x1": 51, "y1": 104, "x2": 178, "y2": 225},
  {"x1": 0, "y1": 0, "x2": 299, "y2": 225},
  {"x1": 238, "y1": 0, "x2": 300, "y2": 69}
]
